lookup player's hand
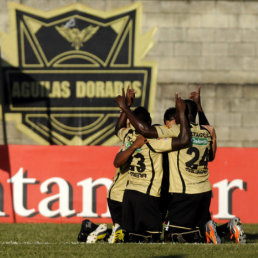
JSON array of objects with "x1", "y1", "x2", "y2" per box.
[
  {"x1": 115, "y1": 87, "x2": 127, "y2": 109},
  {"x1": 175, "y1": 93, "x2": 186, "y2": 113},
  {"x1": 133, "y1": 134, "x2": 147, "y2": 149},
  {"x1": 189, "y1": 86, "x2": 201, "y2": 105},
  {"x1": 189, "y1": 86, "x2": 203, "y2": 112},
  {"x1": 126, "y1": 86, "x2": 135, "y2": 107},
  {"x1": 202, "y1": 125, "x2": 216, "y2": 138}
]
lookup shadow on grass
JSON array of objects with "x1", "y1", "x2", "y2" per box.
[
  {"x1": 246, "y1": 233, "x2": 258, "y2": 243},
  {"x1": 154, "y1": 256, "x2": 187, "y2": 258}
]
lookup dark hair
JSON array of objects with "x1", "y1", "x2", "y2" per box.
[
  {"x1": 163, "y1": 107, "x2": 176, "y2": 124},
  {"x1": 184, "y1": 99, "x2": 198, "y2": 121},
  {"x1": 133, "y1": 106, "x2": 152, "y2": 125}
]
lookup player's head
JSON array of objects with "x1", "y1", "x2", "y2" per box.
[
  {"x1": 133, "y1": 106, "x2": 152, "y2": 126},
  {"x1": 184, "y1": 99, "x2": 198, "y2": 122},
  {"x1": 163, "y1": 107, "x2": 176, "y2": 128}
]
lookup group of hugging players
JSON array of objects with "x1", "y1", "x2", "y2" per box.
[{"x1": 77, "y1": 87, "x2": 246, "y2": 244}]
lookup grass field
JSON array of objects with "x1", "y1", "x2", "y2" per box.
[{"x1": 0, "y1": 223, "x2": 257, "y2": 257}]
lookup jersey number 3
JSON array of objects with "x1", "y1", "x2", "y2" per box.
[{"x1": 130, "y1": 153, "x2": 146, "y2": 172}]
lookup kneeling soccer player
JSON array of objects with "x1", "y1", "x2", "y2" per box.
[
  {"x1": 163, "y1": 101, "x2": 246, "y2": 244},
  {"x1": 107, "y1": 134, "x2": 146, "y2": 243},
  {"x1": 114, "y1": 94, "x2": 190, "y2": 243}
]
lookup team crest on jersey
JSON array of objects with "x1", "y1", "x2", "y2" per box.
[{"x1": 0, "y1": 3, "x2": 157, "y2": 145}]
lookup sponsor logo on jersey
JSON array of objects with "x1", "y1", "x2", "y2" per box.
[{"x1": 191, "y1": 137, "x2": 208, "y2": 145}]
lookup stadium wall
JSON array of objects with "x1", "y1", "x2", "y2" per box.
[{"x1": 0, "y1": 0, "x2": 258, "y2": 147}]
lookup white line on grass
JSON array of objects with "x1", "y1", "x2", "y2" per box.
[{"x1": 0, "y1": 241, "x2": 81, "y2": 245}]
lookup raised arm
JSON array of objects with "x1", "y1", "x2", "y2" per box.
[
  {"x1": 189, "y1": 87, "x2": 209, "y2": 125},
  {"x1": 113, "y1": 134, "x2": 147, "y2": 168},
  {"x1": 115, "y1": 87, "x2": 135, "y2": 135},
  {"x1": 171, "y1": 94, "x2": 191, "y2": 151},
  {"x1": 202, "y1": 125, "x2": 217, "y2": 161},
  {"x1": 114, "y1": 95, "x2": 158, "y2": 138}
]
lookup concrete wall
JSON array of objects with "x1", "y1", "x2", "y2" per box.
[{"x1": 1, "y1": 0, "x2": 258, "y2": 147}]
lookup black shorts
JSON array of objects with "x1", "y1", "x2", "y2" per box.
[
  {"x1": 122, "y1": 190, "x2": 162, "y2": 235},
  {"x1": 107, "y1": 198, "x2": 123, "y2": 225},
  {"x1": 167, "y1": 191, "x2": 212, "y2": 229}
]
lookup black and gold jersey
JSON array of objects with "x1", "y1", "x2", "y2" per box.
[
  {"x1": 107, "y1": 129, "x2": 130, "y2": 203},
  {"x1": 155, "y1": 124, "x2": 180, "y2": 138},
  {"x1": 108, "y1": 167, "x2": 129, "y2": 202},
  {"x1": 167, "y1": 123, "x2": 213, "y2": 194},
  {"x1": 118, "y1": 127, "x2": 173, "y2": 197}
]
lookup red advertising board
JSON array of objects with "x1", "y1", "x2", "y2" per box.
[
  {"x1": 0, "y1": 145, "x2": 257, "y2": 223},
  {"x1": 209, "y1": 148, "x2": 258, "y2": 224}
]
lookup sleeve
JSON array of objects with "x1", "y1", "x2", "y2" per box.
[
  {"x1": 147, "y1": 138, "x2": 173, "y2": 153},
  {"x1": 117, "y1": 128, "x2": 130, "y2": 142},
  {"x1": 155, "y1": 124, "x2": 180, "y2": 138}
]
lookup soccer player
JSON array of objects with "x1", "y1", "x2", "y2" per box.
[
  {"x1": 106, "y1": 86, "x2": 137, "y2": 243},
  {"x1": 165, "y1": 101, "x2": 245, "y2": 244},
  {"x1": 107, "y1": 134, "x2": 146, "y2": 243},
  {"x1": 161, "y1": 92, "x2": 245, "y2": 244},
  {"x1": 164, "y1": 100, "x2": 217, "y2": 243},
  {"x1": 78, "y1": 87, "x2": 137, "y2": 244},
  {"x1": 114, "y1": 93, "x2": 190, "y2": 243},
  {"x1": 159, "y1": 107, "x2": 176, "y2": 223},
  {"x1": 160, "y1": 88, "x2": 209, "y2": 225}
]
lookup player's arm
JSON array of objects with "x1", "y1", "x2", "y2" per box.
[
  {"x1": 115, "y1": 87, "x2": 135, "y2": 135},
  {"x1": 189, "y1": 86, "x2": 209, "y2": 125},
  {"x1": 113, "y1": 135, "x2": 147, "y2": 168},
  {"x1": 171, "y1": 95, "x2": 191, "y2": 151},
  {"x1": 114, "y1": 95, "x2": 158, "y2": 138},
  {"x1": 202, "y1": 125, "x2": 217, "y2": 161},
  {"x1": 115, "y1": 111, "x2": 127, "y2": 136}
]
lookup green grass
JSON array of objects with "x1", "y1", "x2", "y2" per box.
[{"x1": 0, "y1": 223, "x2": 257, "y2": 257}]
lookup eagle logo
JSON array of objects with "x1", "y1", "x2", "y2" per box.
[{"x1": 55, "y1": 23, "x2": 99, "y2": 50}]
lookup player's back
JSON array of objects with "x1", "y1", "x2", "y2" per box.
[
  {"x1": 118, "y1": 127, "x2": 173, "y2": 197},
  {"x1": 168, "y1": 123, "x2": 212, "y2": 194}
]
